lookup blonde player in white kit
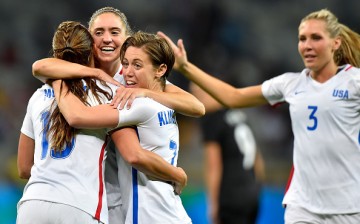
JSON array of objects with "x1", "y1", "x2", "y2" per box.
[
  {"x1": 51, "y1": 31, "x2": 192, "y2": 224},
  {"x1": 158, "y1": 9, "x2": 360, "y2": 224},
  {"x1": 17, "y1": 21, "x2": 112, "y2": 224}
]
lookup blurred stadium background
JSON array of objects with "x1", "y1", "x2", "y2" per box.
[{"x1": 0, "y1": 0, "x2": 358, "y2": 223}]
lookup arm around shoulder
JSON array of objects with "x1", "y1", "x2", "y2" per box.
[{"x1": 32, "y1": 58, "x2": 102, "y2": 83}]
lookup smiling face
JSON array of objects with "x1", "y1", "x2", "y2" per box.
[
  {"x1": 122, "y1": 46, "x2": 165, "y2": 91},
  {"x1": 89, "y1": 12, "x2": 129, "y2": 72},
  {"x1": 298, "y1": 19, "x2": 340, "y2": 73}
]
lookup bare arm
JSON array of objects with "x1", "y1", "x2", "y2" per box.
[
  {"x1": 32, "y1": 58, "x2": 121, "y2": 86},
  {"x1": 157, "y1": 31, "x2": 268, "y2": 108},
  {"x1": 111, "y1": 83, "x2": 205, "y2": 118},
  {"x1": 189, "y1": 83, "x2": 223, "y2": 113},
  {"x1": 111, "y1": 128, "x2": 187, "y2": 194},
  {"x1": 17, "y1": 133, "x2": 35, "y2": 179},
  {"x1": 204, "y1": 141, "x2": 222, "y2": 224},
  {"x1": 52, "y1": 80, "x2": 119, "y2": 129}
]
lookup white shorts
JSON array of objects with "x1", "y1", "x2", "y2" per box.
[
  {"x1": 285, "y1": 204, "x2": 360, "y2": 224},
  {"x1": 17, "y1": 200, "x2": 103, "y2": 224}
]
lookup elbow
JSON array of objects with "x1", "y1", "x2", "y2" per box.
[
  {"x1": 194, "y1": 104, "x2": 206, "y2": 117},
  {"x1": 32, "y1": 60, "x2": 48, "y2": 82},
  {"x1": 32, "y1": 60, "x2": 45, "y2": 77},
  {"x1": 199, "y1": 104, "x2": 206, "y2": 117},
  {"x1": 123, "y1": 153, "x2": 144, "y2": 167},
  {"x1": 63, "y1": 113, "x2": 85, "y2": 128},
  {"x1": 18, "y1": 169, "x2": 31, "y2": 179}
]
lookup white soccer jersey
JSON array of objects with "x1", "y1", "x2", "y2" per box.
[
  {"x1": 262, "y1": 64, "x2": 360, "y2": 214},
  {"x1": 104, "y1": 65, "x2": 125, "y2": 210},
  {"x1": 110, "y1": 97, "x2": 191, "y2": 224},
  {"x1": 19, "y1": 83, "x2": 110, "y2": 223}
]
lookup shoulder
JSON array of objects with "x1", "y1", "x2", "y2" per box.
[
  {"x1": 343, "y1": 65, "x2": 360, "y2": 76},
  {"x1": 31, "y1": 84, "x2": 54, "y2": 101},
  {"x1": 133, "y1": 97, "x2": 167, "y2": 108}
]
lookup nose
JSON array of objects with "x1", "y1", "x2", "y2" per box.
[
  {"x1": 303, "y1": 39, "x2": 313, "y2": 50},
  {"x1": 123, "y1": 66, "x2": 134, "y2": 78},
  {"x1": 102, "y1": 31, "x2": 112, "y2": 44}
]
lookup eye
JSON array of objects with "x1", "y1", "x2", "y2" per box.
[
  {"x1": 111, "y1": 29, "x2": 121, "y2": 36},
  {"x1": 122, "y1": 61, "x2": 129, "y2": 68},
  {"x1": 134, "y1": 63, "x2": 142, "y2": 69},
  {"x1": 94, "y1": 30, "x2": 103, "y2": 36},
  {"x1": 311, "y1": 34, "x2": 322, "y2": 40}
]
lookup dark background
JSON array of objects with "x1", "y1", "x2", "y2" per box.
[{"x1": 0, "y1": 0, "x2": 358, "y2": 223}]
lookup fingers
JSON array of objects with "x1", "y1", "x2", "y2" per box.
[
  {"x1": 177, "y1": 39, "x2": 185, "y2": 53},
  {"x1": 157, "y1": 31, "x2": 178, "y2": 50},
  {"x1": 111, "y1": 87, "x2": 146, "y2": 110}
]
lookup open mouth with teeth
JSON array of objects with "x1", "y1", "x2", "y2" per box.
[
  {"x1": 101, "y1": 47, "x2": 115, "y2": 53},
  {"x1": 125, "y1": 81, "x2": 136, "y2": 87}
]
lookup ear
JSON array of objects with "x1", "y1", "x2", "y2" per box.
[
  {"x1": 155, "y1": 64, "x2": 167, "y2": 78},
  {"x1": 333, "y1": 36, "x2": 341, "y2": 51}
]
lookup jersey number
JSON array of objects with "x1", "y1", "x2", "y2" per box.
[
  {"x1": 41, "y1": 111, "x2": 75, "y2": 159},
  {"x1": 307, "y1": 105, "x2": 318, "y2": 131},
  {"x1": 169, "y1": 140, "x2": 178, "y2": 165}
]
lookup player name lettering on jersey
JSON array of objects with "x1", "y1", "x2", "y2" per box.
[
  {"x1": 332, "y1": 89, "x2": 349, "y2": 99},
  {"x1": 44, "y1": 88, "x2": 54, "y2": 99},
  {"x1": 157, "y1": 110, "x2": 177, "y2": 126}
]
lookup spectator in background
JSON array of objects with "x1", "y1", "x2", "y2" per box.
[{"x1": 192, "y1": 84, "x2": 265, "y2": 224}]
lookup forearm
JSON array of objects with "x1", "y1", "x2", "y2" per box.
[
  {"x1": 17, "y1": 133, "x2": 35, "y2": 179},
  {"x1": 132, "y1": 150, "x2": 185, "y2": 184},
  {"x1": 179, "y1": 62, "x2": 238, "y2": 107},
  {"x1": 112, "y1": 128, "x2": 186, "y2": 185},
  {"x1": 53, "y1": 80, "x2": 118, "y2": 128},
  {"x1": 179, "y1": 62, "x2": 267, "y2": 108},
  {"x1": 160, "y1": 84, "x2": 205, "y2": 117},
  {"x1": 32, "y1": 58, "x2": 100, "y2": 83}
]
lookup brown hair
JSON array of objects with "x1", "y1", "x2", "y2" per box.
[
  {"x1": 120, "y1": 31, "x2": 175, "y2": 89},
  {"x1": 301, "y1": 9, "x2": 360, "y2": 67},
  {"x1": 47, "y1": 21, "x2": 112, "y2": 152}
]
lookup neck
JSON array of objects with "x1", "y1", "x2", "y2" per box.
[
  {"x1": 98, "y1": 61, "x2": 121, "y2": 77},
  {"x1": 309, "y1": 62, "x2": 338, "y2": 83}
]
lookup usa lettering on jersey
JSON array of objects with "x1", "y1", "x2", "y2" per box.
[{"x1": 332, "y1": 89, "x2": 349, "y2": 99}]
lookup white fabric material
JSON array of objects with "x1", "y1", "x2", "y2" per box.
[
  {"x1": 17, "y1": 200, "x2": 103, "y2": 224},
  {"x1": 111, "y1": 97, "x2": 191, "y2": 224},
  {"x1": 262, "y1": 65, "x2": 360, "y2": 214},
  {"x1": 19, "y1": 83, "x2": 109, "y2": 223}
]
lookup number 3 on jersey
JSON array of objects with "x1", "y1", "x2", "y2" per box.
[
  {"x1": 41, "y1": 111, "x2": 75, "y2": 159},
  {"x1": 307, "y1": 105, "x2": 318, "y2": 131}
]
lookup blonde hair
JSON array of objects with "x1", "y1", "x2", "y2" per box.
[
  {"x1": 88, "y1": 6, "x2": 133, "y2": 36},
  {"x1": 301, "y1": 9, "x2": 360, "y2": 67}
]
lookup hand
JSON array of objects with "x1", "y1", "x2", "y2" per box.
[
  {"x1": 157, "y1": 31, "x2": 188, "y2": 71},
  {"x1": 94, "y1": 68, "x2": 122, "y2": 86},
  {"x1": 173, "y1": 167, "x2": 187, "y2": 195},
  {"x1": 111, "y1": 86, "x2": 149, "y2": 109}
]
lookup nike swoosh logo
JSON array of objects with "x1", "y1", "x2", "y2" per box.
[{"x1": 294, "y1": 91, "x2": 305, "y2": 95}]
